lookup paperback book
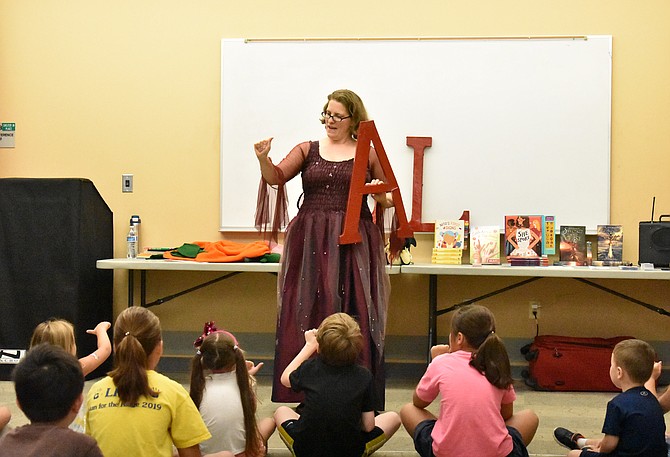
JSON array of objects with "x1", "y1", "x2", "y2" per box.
[
  {"x1": 542, "y1": 215, "x2": 556, "y2": 255},
  {"x1": 597, "y1": 225, "x2": 623, "y2": 264},
  {"x1": 434, "y1": 220, "x2": 464, "y2": 249},
  {"x1": 433, "y1": 219, "x2": 464, "y2": 264},
  {"x1": 470, "y1": 226, "x2": 500, "y2": 265},
  {"x1": 504, "y1": 215, "x2": 543, "y2": 259},
  {"x1": 559, "y1": 225, "x2": 587, "y2": 265}
]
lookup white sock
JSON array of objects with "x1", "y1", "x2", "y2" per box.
[{"x1": 577, "y1": 438, "x2": 588, "y2": 448}]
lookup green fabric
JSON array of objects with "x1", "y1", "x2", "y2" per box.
[
  {"x1": 244, "y1": 252, "x2": 281, "y2": 263},
  {"x1": 171, "y1": 243, "x2": 204, "y2": 258},
  {"x1": 260, "y1": 253, "x2": 281, "y2": 263}
]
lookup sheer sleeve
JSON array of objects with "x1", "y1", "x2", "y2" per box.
[
  {"x1": 368, "y1": 147, "x2": 387, "y2": 183},
  {"x1": 368, "y1": 147, "x2": 405, "y2": 261},
  {"x1": 255, "y1": 142, "x2": 311, "y2": 244}
]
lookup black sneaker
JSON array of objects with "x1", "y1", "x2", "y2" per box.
[{"x1": 553, "y1": 427, "x2": 584, "y2": 450}]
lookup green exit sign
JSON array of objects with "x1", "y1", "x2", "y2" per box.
[{"x1": 0, "y1": 123, "x2": 16, "y2": 148}]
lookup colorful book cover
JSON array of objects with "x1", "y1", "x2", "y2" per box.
[
  {"x1": 559, "y1": 225, "x2": 587, "y2": 265},
  {"x1": 597, "y1": 225, "x2": 623, "y2": 263},
  {"x1": 434, "y1": 220, "x2": 465, "y2": 249},
  {"x1": 542, "y1": 215, "x2": 556, "y2": 255},
  {"x1": 504, "y1": 215, "x2": 543, "y2": 258},
  {"x1": 470, "y1": 226, "x2": 500, "y2": 265}
]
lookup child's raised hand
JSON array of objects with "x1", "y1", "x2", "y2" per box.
[
  {"x1": 304, "y1": 329, "x2": 318, "y2": 345},
  {"x1": 81, "y1": 321, "x2": 112, "y2": 376},
  {"x1": 87, "y1": 321, "x2": 111, "y2": 335},
  {"x1": 246, "y1": 360, "x2": 264, "y2": 376},
  {"x1": 651, "y1": 361, "x2": 662, "y2": 381},
  {"x1": 430, "y1": 344, "x2": 450, "y2": 360}
]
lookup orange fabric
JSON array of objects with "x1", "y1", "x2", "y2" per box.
[{"x1": 162, "y1": 240, "x2": 270, "y2": 263}]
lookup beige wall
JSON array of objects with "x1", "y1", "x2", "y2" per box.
[{"x1": 1, "y1": 1, "x2": 669, "y2": 340}]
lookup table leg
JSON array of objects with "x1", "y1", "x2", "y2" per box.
[
  {"x1": 428, "y1": 274, "x2": 438, "y2": 361},
  {"x1": 127, "y1": 270, "x2": 134, "y2": 307},
  {"x1": 141, "y1": 270, "x2": 147, "y2": 306}
]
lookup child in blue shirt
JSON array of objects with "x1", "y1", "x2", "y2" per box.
[{"x1": 554, "y1": 339, "x2": 666, "y2": 457}]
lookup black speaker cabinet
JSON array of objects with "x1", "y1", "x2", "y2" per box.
[
  {"x1": 0, "y1": 178, "x2": 113, "y2": 380},
  {"x1": 639, "y1": 215, "x2": 670, "y2": 267}
]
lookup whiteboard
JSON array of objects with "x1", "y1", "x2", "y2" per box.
[{"x1": 221, "y1": 36, "x2": 611, "y2": 232}]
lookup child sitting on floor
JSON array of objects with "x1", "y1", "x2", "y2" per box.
[
  {"x1": 554, "y1": 338, "x2": 666, "y2": 457},
  {"x1": 274, "y1": 312, "x2": 401, "y2": 457},
  {"x1": 400, "y1": 304, "x2": 539, "y2": 457},
  {"x1": 30, "y1": 318, "x2": 112, "y2": 377},
  {"x1": 0, "y1": 343, "x2": 103, "y2": 456},
  {"x1": 190, "y1": 322, "x2": 275, "y2": 457},
  {"x1": 85, "y1": 307, "x2": 212, "y2": 457},
  {"x1": 30, "y1": 317, "x2": 112, "y2": 432}
]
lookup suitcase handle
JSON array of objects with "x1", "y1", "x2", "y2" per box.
[
  {"x1": 659, "y1": 214, "x2": 669, "y2": 222},
  {"x1": 552, "y1": 341, "x2": 618, "y2": 349}
]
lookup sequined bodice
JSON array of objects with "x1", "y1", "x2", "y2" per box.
[{"x1": 299, "y1": 141, "x2": 372, "y2": 219}]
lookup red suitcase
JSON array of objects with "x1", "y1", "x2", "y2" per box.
[{"x1": 521, "y1": 335, "x2": 634, "y2": 392}]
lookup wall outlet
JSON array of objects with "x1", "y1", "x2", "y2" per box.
[
  {"x1": 122, "y1": 174, "x2": 133, "y2": 193},
  {"x1": 529, "y1": 301, "x2": 541, "y2": 319}
]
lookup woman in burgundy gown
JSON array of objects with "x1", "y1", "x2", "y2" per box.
[{"x1": 254, "y1": 89, "x2": 394, "y2": 410}]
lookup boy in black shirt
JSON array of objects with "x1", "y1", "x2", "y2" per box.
[{"x1": 274, "y1": 312, "x2": 400, "y2": 457}]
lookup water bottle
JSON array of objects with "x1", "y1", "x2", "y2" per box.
[
  {"x1": 126, "y1": 224, "x2": 138, "y2": 259},
  {"x1": 130, "y1": 214, "x2": 141, "y2": 248}
]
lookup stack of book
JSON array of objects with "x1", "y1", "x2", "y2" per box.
[
  {"x1": 508, "y1": 257, "x2": 541, "y2": 266},
  {"x1": 432, "y1": 248, "x2": 463, "y2": 264}
]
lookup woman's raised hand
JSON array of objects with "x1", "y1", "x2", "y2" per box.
[{"x1": 254, "y1": 138, "x2": 273, "y2": 160}]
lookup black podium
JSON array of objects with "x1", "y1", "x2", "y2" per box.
[{"x1": 0, "y1": 178, "x2": 113, "y2": 379}]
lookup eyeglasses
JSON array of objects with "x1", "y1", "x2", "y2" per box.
[{"x1": 321, "y1": 111, "x2": 351, "y2": 122}]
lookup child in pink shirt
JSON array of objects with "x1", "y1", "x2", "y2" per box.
[{"x1": 400, "y1": 305, "x2": 539, "y2": 457}]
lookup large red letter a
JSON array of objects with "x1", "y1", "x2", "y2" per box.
[{"x1": 339, "y1": 120, "x2": 413, "y2": 245}]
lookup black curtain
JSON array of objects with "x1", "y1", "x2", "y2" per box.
[{"x1": 0, "y1": 178, "x2": 113, "y2": 379}]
